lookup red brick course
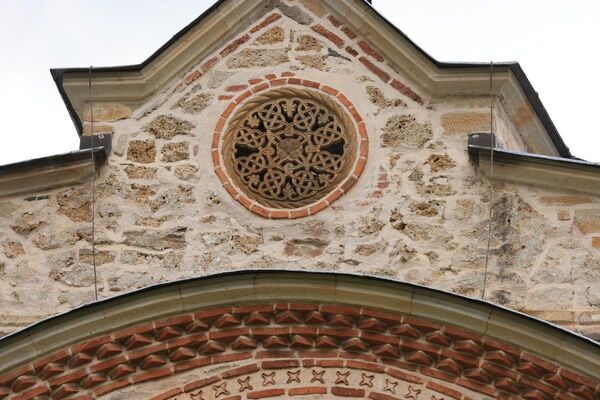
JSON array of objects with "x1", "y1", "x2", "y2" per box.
[
  {"x1": 225, "y1": 85, "x2": 248, "y2": 92},
  {"x1": 247, "y1": 389, "x2": 285, "y2": 399},
  {"x1": 201, "y1": 57, "x2": 219, "y2": 73},
  {"x1": 390, "y1": 79, "x2": 423, "y2": 104},
  {"x1": 311, "y1": 25, "x2": 345, "y2": 48},
  {"x1": 332, "y1": 387, "x2": 365, "y2": 397},
  {"x1": 289, "y1": 386, "x2": 327, "y2": 396},
  {"x1": 220, "y1": 34, "x2": 250, "y2": 57},
  {"x1": 1, "y1": 303, "x2": 596, "y2": 400},
  {"x1": 316, "y1": 14, "x2": 427, "y2": 105},
  {"x1": 369, "y1": 392, "x2": 401, "y2": 400},
  {"x1": 327, "y1": 15, "x2": 343, "y2": 27},
  {"x1": 183, "y1": 376, "x2": 220, "y2": 392},
  {"x1": 183, "y1": 70, "x2": 202, "y2": 85},
  {"x1": 250, "y1": 13, "x2": 282, "y2": 34},
  {"x1": 342, "y1": 27, "x2": 357, "y2": 39},
  {"x1": 359, "y1": 57, "x2": 390, "y2": 82},
  {"x1": 358, "y1": 41, "x2": 384, "y2": 62},
  {"x1": 346, "y1": 46, "x2": 359, "y2": 57}
]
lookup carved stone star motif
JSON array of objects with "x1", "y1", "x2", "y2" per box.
[
  {"x1": 384, "y1": 379, "x2": 398, "y2": 394},
  {"x1": 237, "y1": 376, "x2": 253, "y2": 392},
  {"x1": 335, "y1": 371, "x2": 351, "y2": 385},
  {"x1": 190, "y1": 390, "x2": 204, "y2": 400},
  {"x1": 262, "y1": 372, "x2": 276, "y2": 386},
  {"x1": 405, "y1": 386, "x2": 422, "y2": 400},
  {"x1": 311, "y1": 369, "x2": 326, "y2": 384},
  {"x1": 213, "y1": 382, "x2": 230, "y2": 398},
  {"x1": 287, "y1": 370, "x2": 301, "y2": 384},
  {"x1": 360, "y1": 373, "x2": 374, "y2": 388}
]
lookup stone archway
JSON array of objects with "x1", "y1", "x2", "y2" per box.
[{"x1": 0, "y1": 271, "x2": 598, "y2": 400}]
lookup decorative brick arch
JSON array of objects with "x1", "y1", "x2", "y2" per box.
[{"x1": 0, "y1": 272, "x2": 598, "y2": 400}]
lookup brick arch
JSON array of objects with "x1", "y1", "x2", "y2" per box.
[{"x1": 0, "y1": 272, "x2": 598, "y2": 400}]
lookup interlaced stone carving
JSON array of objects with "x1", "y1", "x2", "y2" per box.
[{"x1": 223, "y1": 88, "x2": 358, "y2": 209}]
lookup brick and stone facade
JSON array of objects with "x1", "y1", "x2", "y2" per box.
[{"x1": 0, "y1": 0, "x2": 599, "y2": 381}]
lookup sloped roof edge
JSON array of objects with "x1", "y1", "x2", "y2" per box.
[
  {"x1": 367, "y1": 7, "x2": 571, "y2": 158},
  {"x1": 0, "y1": 147, "x2": 107, "y2": 198},
  {"x1": 50, "y1": 0, "x2": 572, "y2": 158},
  {"x1": 50, "y1": 0, "x2": 230, "y2": 136}
]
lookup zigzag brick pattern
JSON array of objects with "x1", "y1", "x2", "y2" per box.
[{"x1": 0, "y1": 304, "x2": 598, "y2": 400}]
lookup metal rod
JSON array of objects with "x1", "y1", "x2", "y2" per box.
[
  {"x1": 482, "y1": 61, "x2": 495, "y2": 300},
  {"x1": 88, "y1": 66, "x2": 99, "y2": 302}
]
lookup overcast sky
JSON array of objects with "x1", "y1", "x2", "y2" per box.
[{"x1": 0, "y1": 0, "x2": 598, "y2": 164}]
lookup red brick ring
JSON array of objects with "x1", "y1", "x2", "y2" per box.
[
  {"x1": 212, "y1": 74, "x2": 368, "y2": 219},
  {"x1": 1, "y1": 304, "x2": 597, "y2": 400}
]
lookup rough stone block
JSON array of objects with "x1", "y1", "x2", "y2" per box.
[
  {"x1": 574, "y1": 209, "x2": 600, "y2": 234},
  {"x1": 122, "y1": 229, "x2": 187, "y2": 251},
  {"x1": 539, "y1": 196, "x2": 591, "y2": 206},
  {"x1": 296, "y1": 35, "x2": 323, "y2": 51},
  {"x1": 255, "y1": 27, "x2": 284, "y2": 45},
  {"x1": 82, "y1": 124, "x2": 114, "y2": 136},
  {"x1": 299, "y1": 0, "x2": 326, "y2": 17},
  {"x1": 161, "y1": 142, "x2": 190, "y2": 162},
  {"x1": 226, "y1": 48, "x2": 289, "y2": 68},
  {"x1": 125, "y1": 166, "x2": 157, "y2": 180},
  {"x1": 381, "y1": 115, "x2": 432, "y2": 149},
  {"x1": 426, "y1": 154, "x2": 456, "y2": 172},
  {"x1": 284, "y1": 238, "x2": 328, "y2": 257},
  {"x1": 366, "y1": 86, "x2": 405, "y2": 109},
  {"x1": 127, "y1": 140, "x2": 156, "y2": 164},
  {"x1": 84, "y1": 103, "x2": 132, "y2": 122},
  {"x1": 578, "y1": 312, "x2": 600, "y2": 325},
  {"x1": 177, "y1": 93, "x2": 212, "y2": 114},
  {"x1": 296, "y1": 54, "x2": 328, "y2": 71},
  {"x1": 442, "y1": 112, "x2": 490, "y2": 135},
  {"x1": 525, "y1": 310, "x2": 574, "y2": 323},
  {"x1": 3, "y1": 241, "x2": 24, "y2": 258}
]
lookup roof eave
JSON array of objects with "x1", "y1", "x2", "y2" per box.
[
  {"x1": 468, "y1": 143, "x2": 599, "y2": 194},
  {"x1": 0, "y1": 147, "x2": 107, "y2": 198}
]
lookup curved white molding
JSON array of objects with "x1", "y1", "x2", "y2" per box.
[{"x1": 0, "y1": 271, "x2": 598, "y2": 380}]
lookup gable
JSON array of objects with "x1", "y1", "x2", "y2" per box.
[
  {"x1": 1, "y1": 0, "x2": 599, "y2": 359},
  {"x1": 52, "y1": 0, "x2": 569, "y2": 158}
]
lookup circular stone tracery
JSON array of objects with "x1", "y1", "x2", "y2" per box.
[{"x1": 216, "y1": 84, "x2": 365, "y2": 218}]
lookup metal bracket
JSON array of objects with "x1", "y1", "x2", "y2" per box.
[
  {"x1": 468, "y1": 132, "x2": 503, "y2": 149},
  {"x1": 80, "y1": 133, "x2": 112, "y2": 157}
]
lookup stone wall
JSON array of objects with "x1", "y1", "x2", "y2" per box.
[{"x1": 0, "y1": 0, "x2": 598, "y2": 341}]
